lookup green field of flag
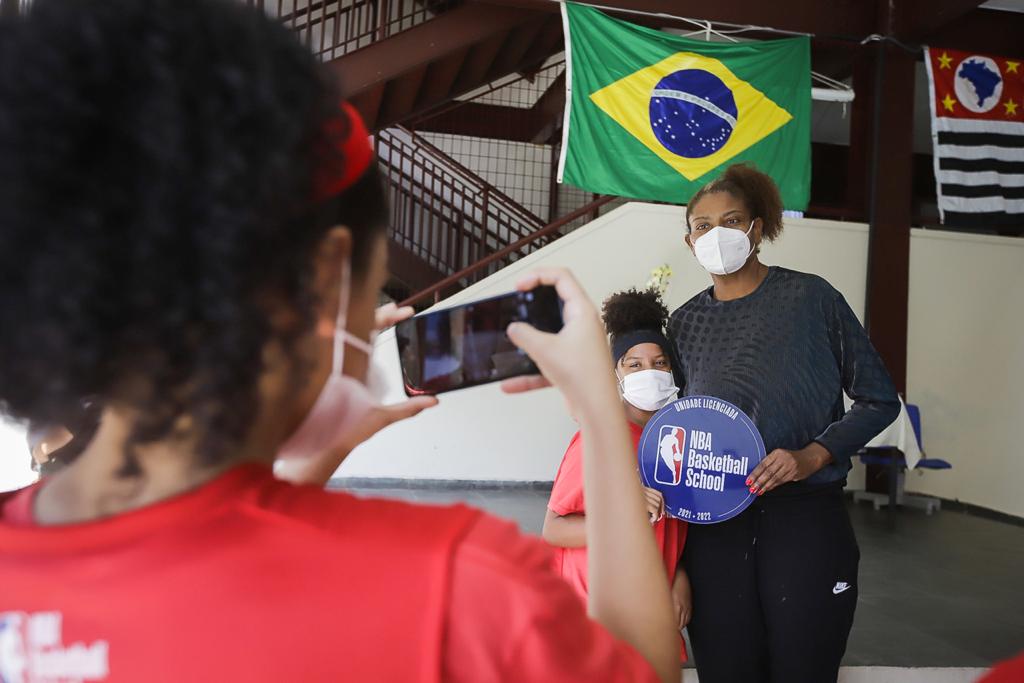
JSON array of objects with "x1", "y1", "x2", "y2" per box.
[{"x1": 558, "y1": 3, "x2": 811, "y2": 209}]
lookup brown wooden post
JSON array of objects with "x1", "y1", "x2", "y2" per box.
[
  {"x1": 859, "y1": 30, "x2": 916, "y2": 506},
  {"x1": 863, "y1": 39, "x2": 915, "y2": 396},
  {"x1": 846, "y1": 53, "x2": 875, "y2": 221}
]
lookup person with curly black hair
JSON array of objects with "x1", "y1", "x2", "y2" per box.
[
  {"x1": 0, "y1": 1, "x2": 680, "y2": 681},
  {"x1": 671, "y1": 163, "x2": 901, "y2": 682},
  {"x1": 544, "y1": 287, "x2": 691, "y2": 663}
]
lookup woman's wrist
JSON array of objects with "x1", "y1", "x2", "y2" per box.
[{"x1": 797, "y1": 442, "x2": 833, "y2": 477}]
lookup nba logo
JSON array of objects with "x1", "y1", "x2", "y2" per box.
[
  {"x1": 654, "y1": 426, "x2": 686, "y2": 486},
  {"x1": 0, "y1": 612, "x2": 27, "y2": 683}
]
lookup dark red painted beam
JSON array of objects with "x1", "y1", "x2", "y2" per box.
[
  {"x1": 895, "y1": 0, "x2": 986, "y2": 40},
  {"x1": 531, "y1": 72, "x2": 565, "y2": 143},
  {"x1": 846, "y1": 50, "x2": 875, "y2": 219},
  {"x1": 328, "y1": 3, "x2": 548, "y2": 128},
  {"x1": 864, "y1": 41, "x2": 916, "y2": 395},
  {"x1": 414, "y1": 70, "x2": 565, "y2": 142},
  {"x1": 478, "y1": 0, "x2": 876, "y2": 40},
  {"x1": 924, "y1": 8, "x2": 1024, "y2": 57},
  {"x1": 414, "y1": 102, "x2": 545, "y2": 140}
]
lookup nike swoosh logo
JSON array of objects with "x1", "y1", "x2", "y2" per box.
[{"x1": 832, "y1": 584, "x2": 852, "y2": 595}]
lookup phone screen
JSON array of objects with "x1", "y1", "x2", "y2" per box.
[{"x1": 395, "y1": 286, "x2": 563, "y2": 395}]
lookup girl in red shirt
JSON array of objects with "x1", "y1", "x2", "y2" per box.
[
  {"x1": 0, "y1": 2, "x2": 679, "y2": 681},
  {"x1": 544, "y1": 289, "x2": 692, "y2": 656}
]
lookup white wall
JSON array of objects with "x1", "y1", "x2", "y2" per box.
[
  {"x1": 903, "y1": 229, "x2": 1024, "y2": 518},
  {"x1": 0, "y1": 418, "x2": 35, "y2": 493},
  {"x1": 341, "y1": 202, "x2": 871, "y2": 482}
]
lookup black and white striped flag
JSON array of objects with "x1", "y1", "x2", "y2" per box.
[{"x1": 925, "y1": 46, "x2": 1023, "y2": 229}]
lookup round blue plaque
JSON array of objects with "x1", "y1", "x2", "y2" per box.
[{"x1": 639, "y1": 395, "x2": 765, "y2": 524}]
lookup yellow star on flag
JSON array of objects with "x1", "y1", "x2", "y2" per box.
[
  {"x1": 1006, "y1": 99, "x2": 1019, "y2": 116},
  {"x1": 938, "y1": 52, "x2": 953, "y2": 69},
  {"x1": 1007, "y1": 61, "x2": 1020, "y2": 74},
  {"x1": 942, "y1": 93, "x2": 956, "y2": 112},
  {"x1": 588, "y1": 51, "x2": 793, "y2": 181}
]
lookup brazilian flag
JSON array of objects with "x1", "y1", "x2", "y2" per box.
[{"x1": 558, "y1": 3, "x2": 811, "y2": 209}]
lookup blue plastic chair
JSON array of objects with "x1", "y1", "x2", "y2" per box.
[
  {"x1": 905, "y1": 404, "x2": 952, "y2": 471},
  {"x1": 856, "y1": 403, "x2": 950, "y2": 514}
]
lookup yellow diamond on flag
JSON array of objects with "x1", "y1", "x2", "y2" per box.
[{"x1": 588, "y1": 52, "x2": 794, "y2": 181}]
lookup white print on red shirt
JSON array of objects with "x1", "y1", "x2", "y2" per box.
[{"x1": 0, "y1": 611, "x2": 108, "y2": 683}]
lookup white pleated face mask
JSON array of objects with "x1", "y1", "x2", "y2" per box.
[
  {"x1": 693, "y1": 220, "x2": 755, "y2": 276},
  {"x1": 276, "y1": 258, "x2": 375, "y2": 462},
  {"x1": 619, "y1": 369, "x2": 678, "y2": 412}
]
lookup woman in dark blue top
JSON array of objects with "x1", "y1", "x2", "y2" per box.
[{"x1": 669, "y1": 164, "x2": 900, "y2": 683}]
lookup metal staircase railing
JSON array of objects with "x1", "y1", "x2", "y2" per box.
[
  {"x1": 398, "y1": 194, "x2": 615, "y2": 307},
  {"x1": 377, "y1": 126, "x2": 550, "y2": 284},
  {"x1": 245, "y1": 0, "x2": 453, "y2": 61}
]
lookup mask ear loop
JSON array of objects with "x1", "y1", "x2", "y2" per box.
[
  {"x1": 330, "y1": 258, "x2": 351, "y2": 376},
  {"x1": 735, "y1": 219, "x2": 757, "y2": 266},
  {"x1": 613, "y1": 356, "x2": 627, "y2": 391},
  {"x1": 331, "y1": 257, "x2": 374, "y2": 376}
]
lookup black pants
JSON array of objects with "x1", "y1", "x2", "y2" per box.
[{"x1": 683, "y1": 483, "x2": 859, "y2": 683}]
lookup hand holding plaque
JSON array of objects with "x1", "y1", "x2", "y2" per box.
[{"x1": 638, "y1": 395, "x2": 766, "y2": 524}]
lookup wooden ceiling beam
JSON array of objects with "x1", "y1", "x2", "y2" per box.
[{"x1": 475, "y1": 0, "x2": 876, "y2": 40}]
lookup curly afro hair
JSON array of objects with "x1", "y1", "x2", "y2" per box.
[
  {"x1": 684, "y1": 163, "x2": 784, "y2": 242},
  {"x1": 0, "y1": 0, "x2": 387, "y2": 467},
  {"x1": 601, "y1": 288, "x2": 670, "y2": 337}
]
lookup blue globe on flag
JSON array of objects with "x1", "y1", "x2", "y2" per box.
[
  {"x1": 955, "y1": 55, "x2": 1003, "y2": 113},
  {"x1": 649, "y1": 69, "x2": 737, "y2": 159}
]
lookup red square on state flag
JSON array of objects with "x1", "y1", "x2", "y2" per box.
[
  {"x1": 924, "y1": 46, "x2": 1024, "y2": 229},
  {"x1": 927, "y1": 47, "x2": 1022, "y2": 121}
]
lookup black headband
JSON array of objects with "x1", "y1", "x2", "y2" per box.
[{"x1": 611, "y1": 329, "x2": 672, "y2": 364}]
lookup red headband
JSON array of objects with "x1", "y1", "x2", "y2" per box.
[{"x1": 313, "y1": 101, "x2": 374, "y2": 202}]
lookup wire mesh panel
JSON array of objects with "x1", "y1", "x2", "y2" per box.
[
  {"x1": 458, "y1": 54, "x2": 565, "y2": 108},
  {"x1": 377, "y1": 127, "x2": 547, "y2": 283},
  {"x1": 418, "y1": 134, "x2": 553, "y2": 222}
]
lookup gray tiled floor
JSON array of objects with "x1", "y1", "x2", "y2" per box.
[{"x1": 341, "y1": 485, "x2": 1024, "y2": 668}]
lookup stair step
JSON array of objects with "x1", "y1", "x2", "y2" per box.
[
  {"x1": 416, "y1": 48, "x2": 470, "y2": 106},
  {"x1": 451, "y1": 32, "x2": 507, "y2": 95},
  {"x1": 378, "y1": 66, "x2": 428, "y2": 126},
  {"x1": 484, "y1": 20, "x2": 547, "y2": 84}
]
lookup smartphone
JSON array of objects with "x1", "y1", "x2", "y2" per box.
[{"x1": 395, "y1": 285, "x2": 563, "y2": 396}]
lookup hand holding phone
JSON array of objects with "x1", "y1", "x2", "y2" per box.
[
  {"x1": 395, "y1": 285, "x2": 563, "y2": 395},
  {"x1": 275, "y1": 302, "x2": 438, "y2": 486},
  {"x1": 500, "y1": 268, "x2": 612, "y2": 403}
]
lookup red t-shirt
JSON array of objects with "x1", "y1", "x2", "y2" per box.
[
  {"x1": 0, "y1": 463, "x2": 659, "y2": 682},
  {"x1": 547, "y1": 422, "x2": 688, "y2": 659},
  {"x1": 977, "y1": 652, "x2": 1024, "y2": 683}
]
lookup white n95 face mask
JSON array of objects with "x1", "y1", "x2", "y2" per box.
[
  {"x1": 694, "y1": 221, "x2": 755, "y2": 275},
  {"x1": 620, "y1": 369, "x2": 678, "y2": 412}
]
